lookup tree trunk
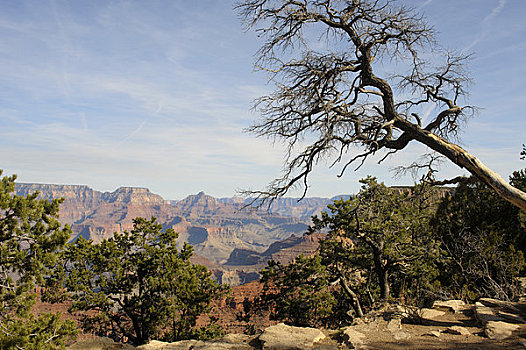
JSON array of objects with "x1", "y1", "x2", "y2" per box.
[
  {"x1": 130, "y1": 316, "x2": 144, "y2": 345},
  {"x1": 373, "y1": 254, "x2": 390, "y2": 300},
  {"x1": 397, "y1": 119, "x2": 526, "y2": 211},
  {"x1": 339, "y1": 273, "x2": 364, "y2": 317}
]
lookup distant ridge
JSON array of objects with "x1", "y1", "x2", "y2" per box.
[
  {"x1": 14, "y1": 182, "x2": 445, "y2": 286},
  {"x1": 14, "y1": 183, "x2": 333, "y2": 285}
]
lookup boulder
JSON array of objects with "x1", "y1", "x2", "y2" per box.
[
  {"x1": 446, "y1": 326, "x2": 470, "y2": 336},
  {"x1": 192, "y1": 334, "x2": 254, "y2": 349},
  {"x1": 386, "y1": 318, "x2": 402, "y2": 332},
  {"x1": 136, "y1": 340, "x2": 198, "y2": 350},
  {"x1": 419, "y1": 308, "x2": 445, "y2": 320},
  {"x1": 484, "y1": 321, "x2": 520, "y2": 340},
  {"x1": 473, "y1": 303, "x2": 504, "y2": 324},
  {"x1": 392, "y1": 331, "x2": 411, "y2": 341},
  {"x1": 479, "y1": 298, "x2": 521, "y2": 313},
  {"x1": 258, "y1": 323, "x2": 326, "y2": 350},
  {"x1": 342, "y1": 327, "x2": 366, "y2": 349},
  {"x1": 497, "y1": 310, "x2": 526, "y2": 324},
  {"x1": 432, "y1": 300, "x2": 466, "y2": 313},
  {"x1": 136, "y1": 335, "x2": 254, "y2": 350}
]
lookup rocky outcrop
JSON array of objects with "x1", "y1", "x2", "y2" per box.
[
  {"x1": 64, "y1": 297, "x2": 526, "y2": 349},
  {"x1": 342, "y1": 327, "x2": 366, "y2": 349},
  {"x1": 473, "y1": 298, "x2": 525, "y2": 341},
  {"x1": 135, "y1": 334, "x2": 254, "y2": 350},
  {"x1": 131, "y1": 324, "x2": 329, "y2": 350},
  {"x1": 225, "y1": 233, "x2": 323, "y2": 267},
  {"x1": 67, "y1": 337, "x2": 133, "y2": 349},
  {"x1": 432, "y1": 299, "x2": 466, "y2": 314},
  {"x1": 484, "y1": 321, "x2": 520, "y2": 340},
  {"x1": 14, "y1": 184, "x2": 325, "y2": 285}
]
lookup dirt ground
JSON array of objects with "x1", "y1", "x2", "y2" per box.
[{"x1": 321, "y1": 304, "x2": 526, "y2": 350}]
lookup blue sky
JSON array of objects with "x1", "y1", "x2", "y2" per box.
[{"x1": 1, "y1": 0, "x2": 525, "y2": 200}]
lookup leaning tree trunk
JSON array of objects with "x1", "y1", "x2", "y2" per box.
[
  {"x1": 397, "y1": 119, "x2": 526, "y2": 211},
  {"x1": 338, "y1": 272, "x2": 364, "y2": 317}
]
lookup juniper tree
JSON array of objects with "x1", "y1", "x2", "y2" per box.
[
  {"x1": 48, "y1": 217, "x2": 228, "y2": 346},
  {"x1": 251, "y1": 178, "x2": 440, "y2": 326},
  {"x1": 0, "y1": 171, "x2": 76, "y2": 350},
  {"x1": 255, "y1": 255, "x2": 340, "y2": 327},
  {"x1": 431, "y1": 170, "x2": 526, "y2": 300},
  {"x1": 310, "y1": 177, "x2": 440, "y2": 305}
]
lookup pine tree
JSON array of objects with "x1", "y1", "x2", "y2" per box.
[
  {"x1": 49, "y1": 217, "x2": 228, "y2": 345},
  {"x1": 0, "y1": 170, "x2": 76, "y2": 350}
]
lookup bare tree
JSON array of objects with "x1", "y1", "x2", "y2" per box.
[{"x1": 236, "y1": 0, "x2": 526, "y2": 210}]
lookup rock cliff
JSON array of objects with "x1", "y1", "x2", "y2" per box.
[{"x1": 14, "y1": 183, "x2": 322, "y2": 285}]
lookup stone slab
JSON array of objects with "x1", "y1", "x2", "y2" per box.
[
  {"x1": 259, "y1": 323, "x2": 326, "y2": 350},
  {"x1": 484, "y1": 321, "x2": 520, "y2": 340}
]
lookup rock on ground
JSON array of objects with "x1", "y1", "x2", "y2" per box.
[
  {"x1": 418, "y1": 308, "x2": 445, "y2": 320},
  {"x1": 136, "y1": 335, "x2": 254, "y2": 350},
  {"x1": 136, "y1": 340, "x2": 198, "y2": 350},
  {"x1": 474, "y1": 303, "x2": 504, "y2": 324},
  {"x1": 386, "y1": 318, "x2": 402, "y2": 332},
  {"x1": 432, "y1": 300, "x2": 466, "y2": 313},
  {"x1": 258, "y1": 323, "x2": 326, "y2": 350},
  {"x1": 446, "y1": 326, "x2": 470, "y2": 336},
  {"x1": 342, "y1": 327, "x2": 366, "y2": 349},
  {"x1": 422, "y1": 330, "x2": 441, "y2": 338},
  {"x1": 484, "y1": 321, "x2": 520, "y2": 341}
]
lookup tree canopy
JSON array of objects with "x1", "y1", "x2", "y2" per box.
[
  {"x1": 311, "y1": 178, "x2": 440, "y2": 304},
  {"x1": 236, "y1": 0, "x2": 526, "y2": 211},
  {"x1": 250, "y1": 178, "x2": 441, "y2": 327},
  {"x1": 248, "y1": 173, "x2": 526, "y2": 326},
  {"x1": 431, "y1": 170, "x2": 526, "y2": 300},
  {"x1": 0, "y1": 171, "x2": 76, "y2": 349},
  {"x1": 255, "y1": 255, "x2": 339, "y2": 328},
  {"x1": 48, "y1": 217, "x2": 228, "y2": 346}
]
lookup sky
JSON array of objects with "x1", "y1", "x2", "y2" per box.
[{"x1": 0, "y1": 0, "x2": 525, "y2": 200}]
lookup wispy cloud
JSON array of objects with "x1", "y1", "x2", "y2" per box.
[
  {"x1": 0, "y1": 0, "x2": 524, "y2": 199},
  {"x1": 463, "y1": 0, "x2": 507, "y2": 53},
  {"x1": 416, "y1": 0, "x2": 434, "y2": 10}
]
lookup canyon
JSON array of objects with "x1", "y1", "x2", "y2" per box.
[{"x1": 15, "y1": 183, "x2": 339, "y2": 286}]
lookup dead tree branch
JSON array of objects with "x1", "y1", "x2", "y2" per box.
[{"x1": 236, "y1": 0, "x2": 526, "y2": 211}]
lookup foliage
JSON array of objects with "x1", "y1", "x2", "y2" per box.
[
  {"x1": 312, "y1": 177, "x2": 440, "y2": 304},
  {"x1": 237, "y1": 0, "x2": 526, "y2": 212},
  {"x1": 48, "y1": 217, "x2": 228, "y2": 346},
  {"x1": 255, "y1": 255, "x2": 339, "y2": 328},
  {"x1": 511, "y1": 169, "x2": 526, "y2": 194},
  {"x1": 521, "y1": 144, "x2": 525, "y2": 160},
  {"x1": 248, "y1": 172, "x2": 526, "y2": 328},
  {"x1": 431, "y1": 171, "x2": 526, "y2": 301},
  {"x1": 0, "y1": 170, "x2": 77, "y2": 349},
  {"x1": 249, "y1": 178, "x2": 440, "y2": 327}
]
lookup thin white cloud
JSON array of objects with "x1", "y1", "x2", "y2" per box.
[
  {"x1": 417, "y1": 0, "x2": 434, "y2": 10},
  {"x1": 463, "y1": 0, "x2": 507, "y2": 53},
  {"x1": 0, "y1": 0, "x2": 523, "y2": 199}
]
